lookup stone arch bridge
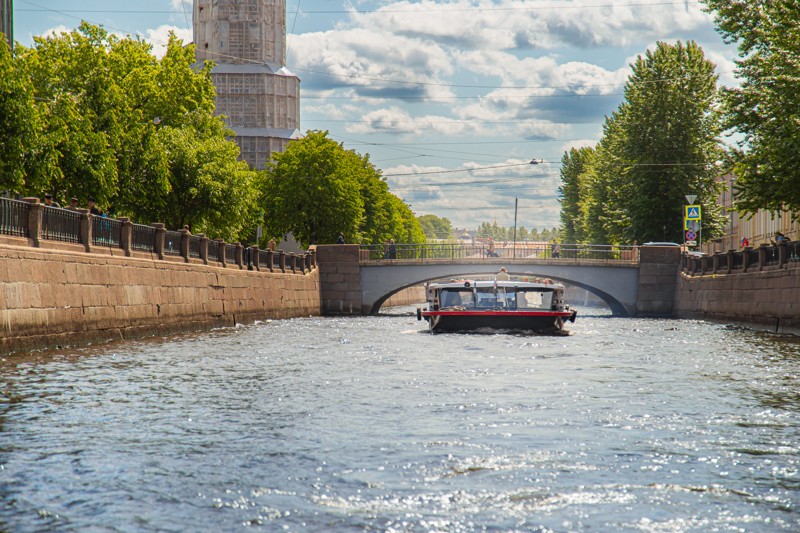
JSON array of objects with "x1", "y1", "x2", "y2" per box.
[{"x1": 315, "y1": 245, "x2": 681, "y2": 317}]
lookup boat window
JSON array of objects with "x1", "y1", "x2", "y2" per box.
[
  {"x1": 518, "y1": 289, "x2": 554, "y2": 309},
  {"x1": 440, "y1": 290, "x2": 463, "y2": 307}
]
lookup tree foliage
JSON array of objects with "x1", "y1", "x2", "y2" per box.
[
  {"x1": 558, "y1": 41, "x2": 725, "y2": 244},
  {"x1": 4, "y1": 23, "x2": 258, "y2": 241},
  {"x1": 262, "y1": 131, "x2": 424, "y2": 247},
  {"x1": 417, "y1": 214, "x2": 453, "y2": 240},
  {"x1": 558, "y1": 147, "x2": 594, "y2": 243},
  {"x1": 703, "y1": 0, "x2": 800, "y2": 217}
]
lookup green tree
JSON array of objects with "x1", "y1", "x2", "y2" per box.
[
  {"x1": 568, "y1": 41, "x2": 725, "y2": 244},
  {"x1": 10, "y1": 23, "x2": 252, "y2": 238},
  {"x1": 417, "y1": 214, "x2": 452, "y2": 240},
  {"x1": 262, "y1": 131, "x2": 366, "y2": 246},
  {"x1": 618, "y1": 41, "x2": 724, "y2": 243},
  {"x1": 704, "y1": 1, "x2": 800, "y2": 217},
  {"x1": 158, "y1": 111, "x2": 260, "y2": 241},
  {"x1": 558, "y1": 146, "x2": 594, "y2": 243},
  {"x1": 0, "y1": 38, "x2": 43, "y2": 193}
]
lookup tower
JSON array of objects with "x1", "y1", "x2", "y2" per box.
[
  {"x1": 1, "y1": 0, "x2": 13, "y2": 49},
  {"x1": 194, "y1": 0, "x2": 301, "y2": 170}
]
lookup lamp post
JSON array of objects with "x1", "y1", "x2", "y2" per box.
[{"x1": 513, "y1": 197, "x2": 518, "y2": 259}]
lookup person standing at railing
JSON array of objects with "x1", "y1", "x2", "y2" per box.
[
  {"x1": 389, "y1": 238, "x2": 397, "y2": 259},
  {"x1": 43, "y1": 193, "x2": 60, "y2": 208},
  {"x1": 88, "y1": 197, "x2": 103, "y2": 216},
  {"x1": 68, "y1": 197, "x2": 79, "y2": 210},
  {"x1": 336, "y1": 232, "x2": 345, "y2": 244},
  {"x1": 551, "y1": 239, "x2": 561, "y2": 258},
  {"x1": 487, "y1": 237, "x2": 498, "y2": 257}
]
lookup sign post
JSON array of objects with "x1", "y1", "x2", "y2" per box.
[{"x1": 684, "y1": 203, "x2": 702, "y2": 249}]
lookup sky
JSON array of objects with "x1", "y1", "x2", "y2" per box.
[{"x1": 9, "y1": 0, "x2": 741, "y2": 232}]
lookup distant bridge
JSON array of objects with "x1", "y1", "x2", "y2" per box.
[{"x1": 316, "y1": 244, "x2": 681, "y2": 318}]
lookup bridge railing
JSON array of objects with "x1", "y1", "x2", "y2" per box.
[
  {"x1": 360, "y1": 243, "x2": 638, "y2": 262},
  {"x1": 682, "y1": 241, "x2": 800, "y2": 275}
]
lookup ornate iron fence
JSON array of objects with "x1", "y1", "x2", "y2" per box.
[
  {"x1": 0, "y1": 197, "x2": 29, "y2": 237},
  {"x1": 131, "y1": 224, "x2": 157, "y2": 253},
  {"x1": 91, "y1": 216, "x2": 122, "y2": 248},
  {"x1": 225, "y1": 243, "x2": 237, "y2": 263},
  {"x1": 163, "y1": 230, "x2": 182, "y2": 256},
  {"x1": 42, "y1": 206, "x2": 81, "y2": 243},
  {"x1": 359, "y1": 243, "x2": 637, "y2": 262},
  {"x1": 207, "y1": 240, "x2": 220, "y2": 262},
  {"x1": 189, "y1": 235, "x2": 203, "y2": 258}
]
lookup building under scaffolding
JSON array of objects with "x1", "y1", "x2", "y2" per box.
[
  {"x1": 194, "y1": 0, "x2": 301, "y2": 170},
  {"x1": 1, "y1": 0, "x2": 13, "y2": 49}
]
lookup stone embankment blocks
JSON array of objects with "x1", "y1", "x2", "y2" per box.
[
  {"x1": 0, "y1": 243, "x2": 321, "y2": 354},
  {"x1": 674, "y1": 257, "x2": 800, "y2": 334}
]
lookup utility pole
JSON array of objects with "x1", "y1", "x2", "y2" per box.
[{"x1": 1, "y1": 0, "x2": 12, "y2": 50}]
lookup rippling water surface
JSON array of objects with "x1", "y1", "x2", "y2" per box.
[{"x1": 1, "y1": 308, "x2": 799, "y2": 532}]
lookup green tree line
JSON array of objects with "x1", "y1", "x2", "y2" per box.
[
  {"x1": 0, "y1": 24, "x2": 424, "y2": 247},
  {"x1": 558, "y1": 41, "x2": 725, "y2": 245},
  {"x1": 559, "y1": 1, "x2": 800, "y2": 244}
]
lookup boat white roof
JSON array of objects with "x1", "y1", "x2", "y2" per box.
[{"x1": 428, "y1": 279, "x2": 563, "y2": 289}]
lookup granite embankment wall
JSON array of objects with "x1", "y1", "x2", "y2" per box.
[
  {"x1": 673, "y1": 255, "x2": 800, "y2": 335},
  {"x1": 0, "y1": 242, "x2": 320, "y2": 355}
]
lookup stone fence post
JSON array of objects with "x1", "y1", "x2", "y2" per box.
[
  {"x1": 279, "y1": 250, "x2": 286, "y2": 273},
  {"x1": 266, "y1": 250, "x2": 274, "y2": 272},
  {"x1": 235, "y1": 243, "x2": 244, "y2": 269},
  {"x1": 79, "y1": 210, "x2": 92, "y2": 253},
  {"x1": 197, "y1": 234, "x2": 208, "y2": 264},
  {"x1": 726, "y1": 249, "x2": 733, "y2": 274},
  {"x1": 250, "y1": 246, "x2": 260, "y2": 271},
  {"x1": 119, "y1": 217, "x2": 132, "y2": 256},
  {"x1": 23, "y1": 198, "x2": 43, "y2": 247},
  {"x1": 779, "y1": 242, "x2": 787, "y2": 268},
  {"x1": 152, "y1": 223, "x2": 166, "y2": 260},
  {"x1": 758, "y1": 244, "x2": 767, "y2": 271},
  {"x1": 180, "y1": 227, "x2": 191, "y2": 263},
  {"x1": 218, "y1": 240, "x2": 227, "y2": 267}
]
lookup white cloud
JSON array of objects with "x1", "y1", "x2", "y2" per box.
[
  {"x1": 346, "y1": 0, "x2": 714, "y2": 51},
  {"x1": 140, "y1": 25, "x2": 193, "y2": 58},
  {"x1": 289, "y1": 28, "x2": 454, "y2": 98}
]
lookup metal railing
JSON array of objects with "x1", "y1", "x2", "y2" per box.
[
  {"x1": 163, "y1": 230, "x2": 183, "y2": 256},
  {"x1": 0, "y1": 197, "x2": 30, "y2": 237},
  {"x1": 131, "y1": 224, "x2": 157, "y2": 252},
  {"x1": 225, "y1": 243, "x2": 237, "y2": 263},
  {"x1": 42, "y1": 206, "x2": 81, "y2": 243},
  {"x1": 359, "y1": 243, "x2": 638, "y2": 262},
  {"x1": 683, "y1": 241, "x2": 800, "y2": 275},
  {"x1": 91, "y1": 216, "x2": 122, "y2": 248},
  {"x1": 207, "y1": 240, "x2": 220, "y2": 262},
  {"x1": 189, "y1": 235, "x2": 203, "y2": 258},
  {"x1": 0, "y1": 200, "x2": 315, "y2": 274}
]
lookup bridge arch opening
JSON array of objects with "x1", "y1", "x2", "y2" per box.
[{"x1": 369, "y1": 268, "x2": 629, "y2": 317}]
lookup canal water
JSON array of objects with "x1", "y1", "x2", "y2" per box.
[{"x1": 1, "y1": 308, "x2": 798, "y2": 532}]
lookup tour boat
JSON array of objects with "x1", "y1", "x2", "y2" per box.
[{"x1": 417, "y1": 279, "x2": 577, "y2": 334}]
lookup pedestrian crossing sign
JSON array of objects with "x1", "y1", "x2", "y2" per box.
[{"x1": 685, "y1": 205, "x2": 701, "y2": 221}]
